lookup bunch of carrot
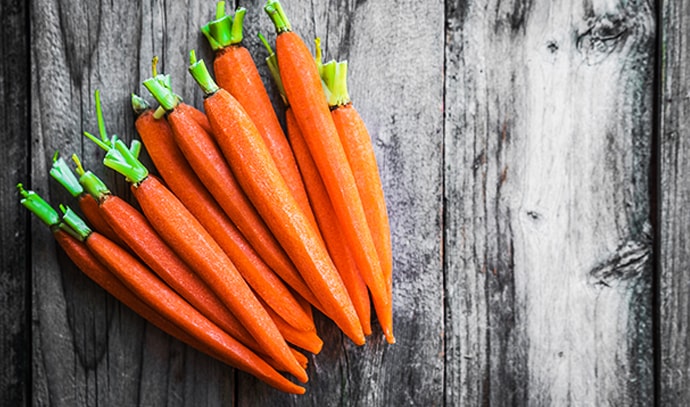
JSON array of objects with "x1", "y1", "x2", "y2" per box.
[{"x1": 21, "y1": 0, "x2": 392, "y2": 393}]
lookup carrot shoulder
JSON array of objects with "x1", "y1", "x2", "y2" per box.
[
  {"x1": 201, "y1": 3, "x2": 317, "y2": 230},
  {"x1": 264, "y1": 0, "x2": 393, "y2": 344},
  {"x1": 99, "y1": 139, "x2": 307, "y2": 383},
  {"x1": 188, "y1": 53, "x2": 364, "y2": 346}
]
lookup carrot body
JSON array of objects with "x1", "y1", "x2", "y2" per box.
[
  {"x1": 286, "y1": 109, "x2": 372, "y2": 336},
  {"x1": 275, "y1": 31, "x2": 393, "y2": 343},
  {"x1": 203, "y1": 89, "x2": 364, "y2": 345},
  {"x1": 187, "y1": 104, "x2": 213, "y2": 135},
  {"x1": 165, "y1": 103, "x2": 322, "y2": 311},
  {"x1": 131, "y1": 175, "x2": 307, "y2": 382},
  {"x1": 96, "y1": 192, "x2": 270, "y2": 351},
  {"x1": 213, "y1": 45, "x2": 318, "y2": 230},
  {"x1": 332, "y1": 104, "x2": 393, "y2": 301},
  {"x1": 135, "y1": 110, "x2": 315, "y2": 332},
  {"x1": 85, "y1": 230, "x2": 304, "y2": 394}
]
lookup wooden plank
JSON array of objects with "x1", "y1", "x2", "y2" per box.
[
  {"x1": 444, "y1": 0, "x2": 655, "y2": 405},
  {"x1": 237, "y1": 0, "x2": 445, "y2": 405},
  {"x1": 659, "y1": 0, "x2": 690, "y2": 405},
  {"x1": 0, "y1": 0, "x2": 29, "y2": 405},
  {"x1": 30, "y1": 0, "x2": 235, "y2": 405}
]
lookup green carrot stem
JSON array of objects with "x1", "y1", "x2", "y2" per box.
[
  {"x1": 72, "y1": 154, "x2": 111, "y2": 200},
  {"x1": 130, "y1": 140, "x2": 142, "y2": 159},
  {"x1": 142, "y1": 77, "x2": 180, "y2": 111},
  {"x1": 264, "y1": 0, "x2": 291, "y2": 33},
  {"x1": 258, "y1": 32, "x2": 287, "y2": 105},
  {"x1": 94, "y1": 90, "x2": 109, "y2": 144},
  {"x1": 188, "y1": 50, "x2": 220, "y2": 96},
  {"x1": 17, "y1": 183, "x2": 60, "y2": 228},
  {"x1": 50, "y1": 152, "x2": 84, "y2": 198},
  {"x1": 84, "y1": 131, "x2": 111, "y2": 152},
  {"x1": 102, "y1": 139, "x2": 149, "y2": 184},
  {"x1": 153, "y1": 106, "x2": 166, "y2": 120},
  {"x1": 59, "y1": 205, "x2": 93, "y2": 241},
  {"x1": 320, "y1": 60, "x2": 351, "y2": 107},
  {"x1": 315, "y1": 37, "x2": 324, "y2": 76},
  {"x1": 201, "y1": 3, "x2": 247, "y2": 50},
  {"x1": 131, "y1": 93, "x2": 151, "y2": 116}
]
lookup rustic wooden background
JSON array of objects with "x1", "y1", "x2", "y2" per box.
[{"x1": 3, "y1": 0, "x2": 689, "y2": 405}]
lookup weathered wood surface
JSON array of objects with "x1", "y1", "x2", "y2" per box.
[
  {"x1": 659, "y1": 0, "x2": 690, "y2": 405},
  {"x1": 445, "y1": 0, "x2": 655, "y2": 405},
  {"x1": 1, "y1": 0, "x2": 29, "y2": 406},
  {"x1": 4, "y1": 0, "x2": 676, "y2": 405}
]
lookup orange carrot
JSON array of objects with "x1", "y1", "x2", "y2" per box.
[
  {"x1": 286, "y1": 109, "x2": 373, "y2": 336},
  {"x1": 189, "y1": 53, "x2": 364, "y2": 346},
  {"x1": 97, "y1": 138, "x2": 307, "y2": 383},
  {"x1": 62, "y1": 205, "x2": 305, "y2": 393},
  {"x1": 132, "y1": 95, "x2": 316, "y2": 333},
  {"x1": 201, "y1": 3, "x2": 318, "y2": 231},
  {"x1": 141, "y1": 75, "x2": 323, "y2": 310},
  {"x1": 265, "y1": 1, "x2": 393, "y2": 343},
  {"x1": 19, "y1": 185, "x2": 302, "y2": 393},
  {"x1": 259, "y1": 36, "x2": 373, "y2": 336},
  {"x1": 319, "y1": 56, "x2": 393, "y2": 309},
  {"x1": 73, "y1": 154, "x2": 276, "y2": 353}
]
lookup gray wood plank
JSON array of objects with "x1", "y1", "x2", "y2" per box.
[
  {"x1": 444, "y1": 0, "x2": 655, "y2": 405},
  {"x1": 28, "y1": 0, "x2": 663, "y2": 405},
  {"x1": 31, "y1": 0, "x2": 235, "y2": 405},
  {"x1": 237, "y1": 0, "x2": 445, "y2": 405},
  {"x1": 659, "y1": 0, "x2": 690, "y2": 405},
  {"x1": 0, "y1": 0, "x2": 29, "y2": 405}
]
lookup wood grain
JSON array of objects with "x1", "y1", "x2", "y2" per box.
[
  {"x1": 31, "y1": 0, "x2": 234, "y2": 405},
  {"x1": 444, "y1": 0, "x2": 655, "y2": 405},
  {"x1": 659, "y1": 0, "x2": 690, "y2": 405},
  {"x1": 19, "y1": 0, "x2": 666, "y2": 405},
  {"x1": 0, "y1": 0, "x2": 29, "y2": 405}
]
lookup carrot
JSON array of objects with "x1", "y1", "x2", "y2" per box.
[
  {"x1": 319, "y1": 56, "x2": 393, "y2": 312},
  {"x1": 72, "y1": 152, "x2": 275, "y2": 354},
  {"x1": 16, "y1": 184, "x2": 299, "y2": 386},
  {"x1": 96, "y1": 137, "x2": 307, "y2": 383},
  {"x1": 188, "y1": 52, "x2": 364, "y2": 346},
  {"x1": 201, "y1": 3, "x2": 318, "y2": 231},
  {"x1": 132, "y1": 95, "x2": 316, "y2": 333},
  {"x1": 286, "y1": 110, "x2": 373, "y2": 336},
  {"x1": 138, "y1": 77, "x2": 320, "y2": 318},
  {"x1": 260, "y1": 35, "x2": 373, "y2": 336},
  {"x1": 50, "y1": 151, "x2": 123, "y2": 245},
  {"x1": 264, "y1": 0, "x2": 394, "y2": 343},
  {"x1": 57, "y1": 203, "x2": 305, "y2": 394}
]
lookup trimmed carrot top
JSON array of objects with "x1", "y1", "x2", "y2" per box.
[
  {"x1": 201, "y1": 2, "x2": 247, "y2": 50},
  {"x1": 264, "y1": 0, "x2": 291, "y2": 33},
  {"x1": 49, "y1": 152, "x2": 84, "y2": 198}
]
